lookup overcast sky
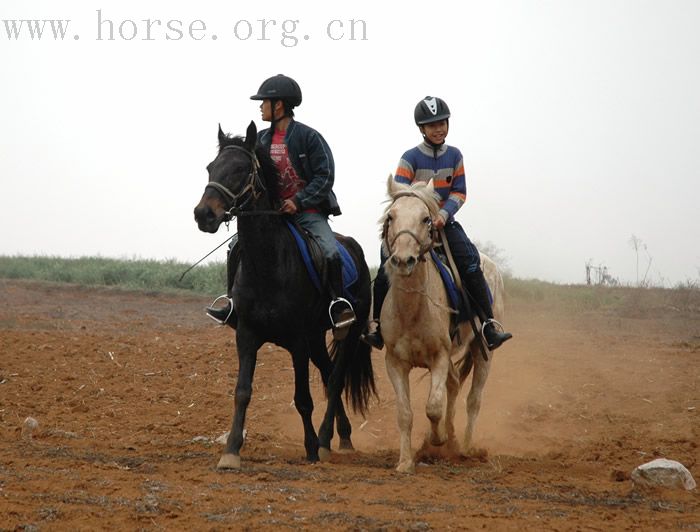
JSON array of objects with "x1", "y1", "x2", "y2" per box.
[{"x1": 2, "y1": 0, "x2": 698, "y2": 286}]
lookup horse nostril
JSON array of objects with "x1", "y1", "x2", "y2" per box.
[
  {"x1": 390, "y1": 256, "x2": 400, "y2": 267},
  {"x1": 194, "y1": 205, "x2": 210, "y2": 222},
  {"x1": 406, "y1": 256, "x2": 417, "y2": 268}
]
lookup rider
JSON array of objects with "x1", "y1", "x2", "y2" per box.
[
  {"x1": 362, "y1": 96, "x2": 512, "y2": 351},
  {"x1": 206, "y1": 74, "x2": 356, "y2": 339}
]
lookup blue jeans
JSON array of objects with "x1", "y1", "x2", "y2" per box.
[
  {"x1": 227, "y1": 212, "x2": 338, "y2": 260},
  {"x1": 225, "y1": 212, "x2": 338, "y2": 295},
  {"x1": 294, "y1": 212, "x2": 339, "y2": 261},
  {"x1": 442, "y1": 220, "x2": 480, "y2": 277}
]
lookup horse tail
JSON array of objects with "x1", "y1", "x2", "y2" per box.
[
  {"x1": 455, "y1": 350, "x2": 474, "y2": 382},
  {"x1": 329, "y1": 328, "x2": 377, "y2": 416}
]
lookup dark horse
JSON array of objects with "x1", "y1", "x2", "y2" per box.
[{"x1": 193, "y1": 121, "x2": 376, "y2": 469}]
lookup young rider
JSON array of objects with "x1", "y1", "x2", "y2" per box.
[
  {"x1": 362, "y1": 96, "x2": 512, "y2": 350},
  {"x1": 206, "y1": 74, "x2": 355, "y2": 339}
]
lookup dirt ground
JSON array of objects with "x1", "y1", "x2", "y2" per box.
[{"x1": 1, "y1": 279, "x2": 699, "y2": 531}]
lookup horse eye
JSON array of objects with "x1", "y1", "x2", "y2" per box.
[
  {"x1": 423, "y1": 216, "x2": 432, "y2": 225},
  {"x1": 386, "y1": 215, "x2": 393, "y2": 222}
]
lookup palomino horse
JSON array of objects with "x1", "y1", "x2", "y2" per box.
[
  {"x1": 380, "y1": 175, "x2": 506, "y2": 473},
  {"x1": 193, "y1": 122, "x2": 376, "y2": 469}
]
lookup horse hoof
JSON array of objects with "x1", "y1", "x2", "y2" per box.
[
  {"x1": 217, "y1": 453, "x2": 241, "y2": 470},
  {"x1": 338, "y1": 438, "x2": 355, "y2": 452},
  {"x1": 396, "y1": 461, "x2": 415, "y2": 474},
  {"x1": 318, "y1": 447, "x2": 332, "y2": 462},
  {"x1": 430, "y1": 435, "x2": 447, "y2": 447}
]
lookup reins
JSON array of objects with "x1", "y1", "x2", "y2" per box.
[
  {"x1": 182, "y1": 144, "x2": 283, "y2": 281},
  {"x1": 204, "y1": 144, "x2": 281, "y2": 221},
  {"x1": 178, "y1": 234, "x2": 235, "y2": 282}
]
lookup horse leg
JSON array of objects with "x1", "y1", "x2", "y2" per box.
[
  {"x1": 218, "y1": 329, "x2": 261, "y2": 470},
  {"x1": 426, "y1": 352, "x2": 450, "y2": 447},
  {"x1": 444, "y1": 362, "x2": 460, "y2": 449},
  {"x1": 385, "y1": 352, "x2": 414, "y2": 473},
  {"x1": 290, "y1": 344, "x2": 320, "y2": 462},
  {"x1": 309, "y1": 336, "x2": 353, "y2": 461},
  {"x1": 463, "y1": 340, "x2": 492, "y2": 452}
]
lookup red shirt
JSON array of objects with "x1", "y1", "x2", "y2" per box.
[{"x1": 270, "y1": 129, "x2": 304, "y2": 201}]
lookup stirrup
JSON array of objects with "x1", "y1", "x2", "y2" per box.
[
  {"x1": 206, "y1": 294, "x2": 234, "y2": 325},
  {"x1": 480, "y1": 318, "x2": 511, "y2": 349},
  {"x1": 481, "y1": 318, "x2": 506, "y2": 350},
  {"x1": 328, "y1": 297, "x2": 356, "y2": 329}
]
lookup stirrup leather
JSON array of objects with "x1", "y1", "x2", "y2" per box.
[
  {"x1": 206, "y1": 294, "x2": 234, "y2": 325},
  {"x1": 328, "y1": 297, "x2": 356, "y2": 329}
]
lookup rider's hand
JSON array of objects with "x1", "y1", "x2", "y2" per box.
[
  {"x1": 280, "y1": 199, "x2": 298, "y2": 215},
  {"x1": 432, "y1": 213, "x2": 446, "y2": 230}
]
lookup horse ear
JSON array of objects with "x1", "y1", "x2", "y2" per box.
[
  {"x1": 244, "y1": 120, "x2": 257, "y2": 151},
  {"x1": 218, "y1": 123, "x2": 226, "y2": 147},
  {"x1": 387, "y1": 174, "x2": 399, "y2": 196},
  {"x1": 426, "y1": 178, "x2": 435, "y2": 192}
]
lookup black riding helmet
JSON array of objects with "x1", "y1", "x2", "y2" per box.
[
  {"x1": 414, "y1": 96, "x2": 450, "y2": 125},
  {"x1": 250, "y1": 74, "x2": 302, "y2": 108}
]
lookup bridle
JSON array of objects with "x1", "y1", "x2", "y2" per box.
[
  {"x1": 382, "y1": 191, "x2": 438, "y2": 261},
  {"x1": 205, "y1": 145, "x2": 274, "y2": 220}
]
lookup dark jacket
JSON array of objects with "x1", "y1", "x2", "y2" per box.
[{"x1": 258, "y1": 119, "x2": 341, "y2": 216}]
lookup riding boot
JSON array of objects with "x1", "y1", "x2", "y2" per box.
[
  {"x1": 206, "y1": 237, "x2": 240, "y2": 327},
  {"x1": 327, "y1": 256, "x2": 356, "y2": 340},
  {"x1": 463, "y1": 269, "x2": 513, "y2": 350},
  {"x1": 361, "y1": 265, "x2": 388, "y2": 349}
]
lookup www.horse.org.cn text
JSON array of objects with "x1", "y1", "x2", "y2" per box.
[{"x1": 1, "y1": 11, "x2": 369, "y2": 47}]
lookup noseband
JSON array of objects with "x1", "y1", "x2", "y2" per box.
[
  {"x1": 383, "y1": 191, "x2": 438, "y2": 260},
  {"x1": 205, "y1": 145, "x2": 265, "y2": 219}
]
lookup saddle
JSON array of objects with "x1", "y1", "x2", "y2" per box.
[
  {"x1": 431, "y1": 246, "x2": 493, "y2": 319},
  {"x1": 431, "y1": 242, "x2": 492, "y2": 351},
  {"x1": 284, "y1": 220, "x2": 358, "y2": 302}
]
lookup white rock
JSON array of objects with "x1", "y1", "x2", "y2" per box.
[
  {"x1": 192, "y1": 436, "x2": 210, "y2": 443},
  {"x1": 21, "y1": 417, "x2": 39, "y2": 440},
  {"x1": 631, "y1": 458, "x2": 696, "y2": 490}
]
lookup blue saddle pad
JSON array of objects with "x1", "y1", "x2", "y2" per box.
[
  {"x1": 430, "y1": 250, "x2": 462, "y2": 311},
  {"x1": 285, "y1": 221, "x2": 358, "y2": 299},
  {"x1": 430, "y1": 250, "x2": 494, "y2": 316}
]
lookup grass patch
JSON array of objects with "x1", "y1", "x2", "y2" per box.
[
  {"x1": 1, "y1": 256, "x2": 697, "y2": 314},
  {"x1": 504, "y1": 275, "x2": 700, "y2": 315},
  {"x1": 0, "y1": 255, "x2": 226, "y2": 296}
]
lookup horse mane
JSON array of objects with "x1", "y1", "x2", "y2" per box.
[
  {"x1": 379, "y1": 179, "x2": 441, "y2": 239},
  {"x1": 218, "y1": 134, "x2": 281, "y2": 204}
]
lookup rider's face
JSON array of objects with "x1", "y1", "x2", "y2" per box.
[
  {"x1": 420, "y1": 120, "x2": 448, "y2": 144},
  {"x1": 260, "y1": 100, "x2": 273, "y2": 122},
  {"x1": 260, "y1": 100, "x2": 284, "y2": 122}
]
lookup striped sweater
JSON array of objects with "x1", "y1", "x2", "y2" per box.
[{"x1": 395, "y1": 141, "x2": 467, "y2": 222}]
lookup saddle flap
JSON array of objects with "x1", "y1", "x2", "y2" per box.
[{"x1": 284, "y1": 220, "x2": 358, "y2": 299}]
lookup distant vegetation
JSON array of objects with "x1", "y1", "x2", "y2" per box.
[
  {"x1": 0, "y1": 256, "x2": 697, "y2": 315},
  {"x1": 504, "y1": 276, "x2": 700, "y2": 317},
  {"x1": 0, "y1": 256, "x2": 227, "y2": 296}
]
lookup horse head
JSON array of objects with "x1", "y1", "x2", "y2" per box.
[
  {"x1": 194, "y1": 121, "x2": 271, "y2": 233},
  {"x1": 381, "y1": 175, "x2": 440, "y2": 277}
]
